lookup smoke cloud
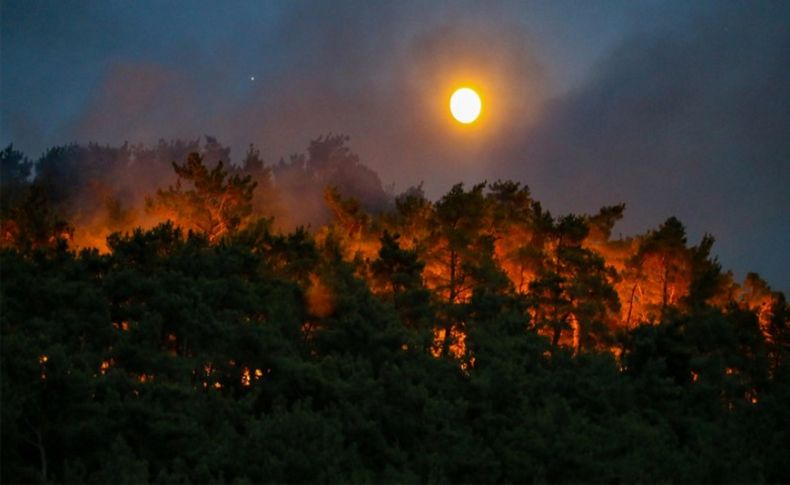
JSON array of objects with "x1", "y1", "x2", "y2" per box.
[
  {"x1": 1, "y1": 1, "x2": 788, "y2": 289},
  {"x1": 492, "y1": 2, "x2": 790, "y2": 289}
]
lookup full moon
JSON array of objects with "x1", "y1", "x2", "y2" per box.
[{"x1": 450, "y1": 87, "x2": 482, "y2": 124}]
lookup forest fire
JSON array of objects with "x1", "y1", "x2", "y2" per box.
[
  {"x1": 241, "y1": 367, "x2": 266, "y2": 387},
  {"x1": 306, "y1": 274, "x2": 334, "y2": 318},
  {"x1": 2, "y1": 137, "x2": 788, "y2": 483},
  {"x1": 2, "y1": 139, "x2": 785, "y2": 362},
  {"x1": 431, "y1": 326, "x2": 468, "y2": 360},
  {"x1": 3, "y1": 0, "x2": 788, "y2": 480}
]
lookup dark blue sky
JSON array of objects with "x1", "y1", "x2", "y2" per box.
[{"x1": 1, "y1": 0, "x2": 788, "y2": 290}]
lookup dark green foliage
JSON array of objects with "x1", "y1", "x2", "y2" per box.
[
  {"x1": 371, "y1": 231, "x2": 433, "y2": 348},
  {"x1": 529, "y1": 214, "x2": 620, "y2": 351},
  {"x1": 2, "y1": 158, "x2": 788, "y2": 482},
  {"x1": 2, "y1": 220, "x2": 787, "y2": 484},
  {"x1": 0, "y1": 144, "x2": 33, "y2": 185}
]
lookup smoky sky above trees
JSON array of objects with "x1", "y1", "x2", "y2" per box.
[{"x1": 1, "y1": 0, "x2": 788, "y2": 290}]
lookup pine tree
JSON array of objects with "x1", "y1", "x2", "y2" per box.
[{"x1": 147, "y1": 152, "x2": 256, "y2": 242}]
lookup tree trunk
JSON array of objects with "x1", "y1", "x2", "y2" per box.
[
  {"x1": 661, "y1": 261, "x2": 670, "y2": 320},
  {"x1": 552, "y1": 324, "x2": 562, "y2": 347},
  {"x1": 22, "y1": 422, "x2": 47, "y2": 484},
  {"x1": 625, "y1": 282, "x2": 638, "y2": 328},
  {"x1": 442, "y1": 250, "x2": 458, "y2": 357},
  {"x1": 35, "y1": 428, "x2": 47, "y2": 483}
]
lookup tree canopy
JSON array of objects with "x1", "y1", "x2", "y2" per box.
[{"x1": 1, "y1": 139, "x2": 788, "y2": 483}]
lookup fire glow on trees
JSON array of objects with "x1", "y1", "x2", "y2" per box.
[
  {"x1": 1, "y1": 139, "x2": 786, "y2": 367},
  {"x1": 3, "y1": 138, "x2": 787, "y2": 484},
  {"x1": 318, "y1": 180, "x2": 785, "y2": 361}
]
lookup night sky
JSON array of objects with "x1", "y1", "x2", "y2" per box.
[{"x1": 2, "y1": 0, "x2": 788, "y2": 290}]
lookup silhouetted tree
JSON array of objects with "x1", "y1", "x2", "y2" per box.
[
  {"x1": 2, "y1": 139, "x2": 789, "y2": 483},
  {"x1": 147, "y1": 152, "x2": 256, "y2": 242},
  {"x1": 636, "y1": 217, "x2": 691, "y2": 319}
]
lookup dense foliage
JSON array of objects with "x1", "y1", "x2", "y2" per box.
[{"x1": 1, "y1": 141, "x2": 788, "y2": 483}]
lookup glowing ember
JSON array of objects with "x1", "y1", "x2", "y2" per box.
[
  {"x1": 306, "y1": 274, "x2": 334, "y2": 317},
  {"x1": 241, "y1": 367, "x2": 251, "y2": 387},
  {"x1": 138, "y1": 373, "x2": 153, "y2": 383},
  {"x1": 38, "y1": 354, "x2": 48, "y2": 380},
  {"x1": 431, "y1": 325, "x2": 467, "y2": 359}
]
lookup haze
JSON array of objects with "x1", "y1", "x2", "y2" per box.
[{"x1": 1, "y1": 0, "x2": 788, "y2": 289}]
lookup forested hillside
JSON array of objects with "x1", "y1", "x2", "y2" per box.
[{"x1": 1, "y1": 138, "x2": 788, "y2": 483}]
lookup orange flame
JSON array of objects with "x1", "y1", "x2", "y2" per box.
[{"x1": 306, "y1": 274, "x2": 334, "y2": 317}]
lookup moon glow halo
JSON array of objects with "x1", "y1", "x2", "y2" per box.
[{"x1": 450, "y1": 87, "x2": 482, "y2": 124}]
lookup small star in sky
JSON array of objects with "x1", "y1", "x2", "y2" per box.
[{"x1": 250, "y1": 76, "x2": 255, "y2": 81}]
